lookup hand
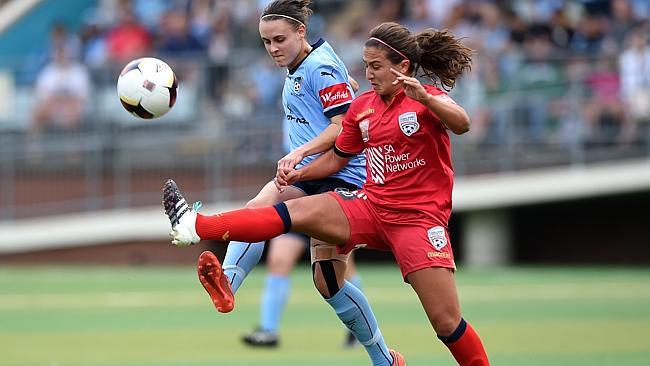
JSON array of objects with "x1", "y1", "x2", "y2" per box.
[
  {"x1": 273, "y1": 167, "x2": 292, "y2": 192},
  {"x1": 390, "y1": 68, "x2": 429, "y2": 103},
  {"x1": 277, "y1": 150, "x2": 304, "y2": 171},
  {"x1": 275, "y1": 167, "x2": 301, "y2": 191}
]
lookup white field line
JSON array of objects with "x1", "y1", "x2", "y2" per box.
[{"x1": 0, "y1": 282, "x2": 649, "y2": 310}]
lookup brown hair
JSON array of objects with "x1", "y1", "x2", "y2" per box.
[
  {"x1": 261, "y1": 0, "x2": 313, "y2": 30},
  {"x1": 366, "y1": 22, "x2": 473, "y2": 91}
]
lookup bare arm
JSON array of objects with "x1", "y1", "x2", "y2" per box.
[
  {"x1": 276, "y1": 148, "x2": 350, "y2": 189},
  {"x1": 277, "y1": 114, "x2": 346, "y2": 170},
  {"x1": 419, "y1": 94, "x2": 470, "y2": 135},
  {"x1": 390, "y1": 68, "x2": 470, "y2": 135}
]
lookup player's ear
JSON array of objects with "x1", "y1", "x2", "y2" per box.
[
  {"x1": 399, "y1": 59, "x2": 410, "y2": 75},
  {"x1": 297, "y1": 23, "x2": 307, "y2": 39}
]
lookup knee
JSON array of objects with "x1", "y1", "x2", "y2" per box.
[
  {"x1": 244, "y1": 198, "x2": 263, "y2": 208},
  {"x1": 312, "y1": 268, "x2": 330, "y2": 297},
  {"x1": 311, "y1": 260, "x2": 342, "y2": 298},
  {"x1": 431, "y1": 312, "x2": 462, "y2": 337}
]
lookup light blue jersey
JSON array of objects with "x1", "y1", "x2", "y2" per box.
[{"x1": 282, "y1": 39, "x2": 366, "y2": 188}]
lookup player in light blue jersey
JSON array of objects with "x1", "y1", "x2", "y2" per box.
[{"x1": 193, "y1": 1, "x2": 401, "y2": 365}]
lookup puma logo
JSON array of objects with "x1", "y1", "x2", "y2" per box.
[{"x1": 320, "y1": 70, "x2": 335, "y2": 79}]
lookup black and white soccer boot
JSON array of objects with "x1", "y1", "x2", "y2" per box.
[
  {"x1": 163, "y1": 179, "x2": 201, "y2": 247},
  {"x1": 242, "y1": 327, "x2": 279, "y2": 348}
]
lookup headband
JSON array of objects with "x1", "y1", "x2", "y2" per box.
[
  {"x1": 261, "y1": 14, "x2": 305, "y2": 26},
  {"x1": 368, "y1": 37, "x2": 408, "y2": 61}
]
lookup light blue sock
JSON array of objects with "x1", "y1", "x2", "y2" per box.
[
  {"x1": 326, "y1": 281, "x2": 393, "y2": 366},
  {"x1": 260, "y1": 274, "x2": 290, "y2": 333},
  {"x1": 348, "y1": 273, "x2": 363, "y2": 291},
  {"x1": 222, "y1": 241, "x2": 265, "y2": 293}
]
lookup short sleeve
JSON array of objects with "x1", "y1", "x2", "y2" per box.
[
  {"x1": 312, "y1": 64, "x2": 354, "y2": 118},
  {"x1": 334, "y1": 106, "x2": 364, "y2": 155}
]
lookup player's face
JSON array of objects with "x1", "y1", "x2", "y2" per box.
[
  {"x1": 363, "y1": 46, "x2": 410, "y2": 98},
  {"x1": 259, "y1": 19, "x2": 305, "y2": 69}
]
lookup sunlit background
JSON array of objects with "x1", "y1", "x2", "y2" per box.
[{"x1": 0, "y1": 0, "x2": 649, "y2": 365}]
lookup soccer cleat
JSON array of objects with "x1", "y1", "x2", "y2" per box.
[
  {"x1": 163, "y1": 179, "x2": 200, "y2": 247},
  {"x1": 198, "y1": 251, "x2": 235, "y2": 313},
  {"x1": 242, "y1": 327, "x2": 279, "y2": 348},
  {"x1": 390, "y1": 349, "x2": 406, "y2": 366}
]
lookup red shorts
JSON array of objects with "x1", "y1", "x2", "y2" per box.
[{"x1": 329, "y1": 190, "x2": 456, "y2": 281}]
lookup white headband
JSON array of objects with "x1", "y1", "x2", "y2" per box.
[
  {"x1": 368, "y1": 37, "x2": 408, "y2": 61},
  {"x1": 261, "y1": 14, "x2": 305, "y2": 26}
]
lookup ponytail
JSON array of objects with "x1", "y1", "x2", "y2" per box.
[{"x1": 414, "y1": 29, "x2": 473, "y2": 91}]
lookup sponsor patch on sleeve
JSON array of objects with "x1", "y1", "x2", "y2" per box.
[{"x1": 319, "y1": 83, "x2": 352, "y2": 110}]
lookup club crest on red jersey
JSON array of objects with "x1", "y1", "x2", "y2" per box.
[
  {"x1": 427, "y1": 226, "x2": 447, "y2": 251},
  {"x1": 398, "y1": 111, "x2": 419, "y2": 136},
  {"x1": 359, "y1": 119, "x2": 370, "y2": 142}
]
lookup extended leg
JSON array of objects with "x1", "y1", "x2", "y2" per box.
[{"x1": 408, "y1": 267, "x2": 489, "y2": 366}]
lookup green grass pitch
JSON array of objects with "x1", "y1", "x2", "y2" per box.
[{"x1": 1, "y1": 264, "x2": 649, "y2": 366}]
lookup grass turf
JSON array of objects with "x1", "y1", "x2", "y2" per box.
[{"x1": 1, "y1": 265, "x2": 649, "y2": 366}]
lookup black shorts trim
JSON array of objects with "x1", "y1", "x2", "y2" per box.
[{"x1": 292, "y1": 177, "x2": 358, "y2": 196}]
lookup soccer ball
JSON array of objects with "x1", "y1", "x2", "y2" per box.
[{"x1": 117, "y1": 57, "x2": 178, "y2": 119}]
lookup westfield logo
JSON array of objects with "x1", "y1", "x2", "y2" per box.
[{"x1": 320, "y1": 90, "x2": 349, "y2": 103}]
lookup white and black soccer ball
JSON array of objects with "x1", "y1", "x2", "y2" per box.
[{"x1": 117, "y1": 57, "x2": 178, "y2": 119}]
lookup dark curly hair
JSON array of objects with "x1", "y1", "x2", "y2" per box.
[{"x1": 366, "y1": 22, "x2": 473, "y2": 91}]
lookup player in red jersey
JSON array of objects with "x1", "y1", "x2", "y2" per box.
[{"x1": 164, "y1": 22, "x2": 487, "y2": 366}]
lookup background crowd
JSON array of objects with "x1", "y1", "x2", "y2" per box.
[{"x1": 20, "y1": 0, "x2": 649, "y2": 148}]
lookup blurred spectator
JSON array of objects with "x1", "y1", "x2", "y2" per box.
[
  {"x1": 23, "y1": 22, "x2": 81, "y2": 84},
  {"x1": 207, "y1": 9, "x2": 233, "y2": 102},
  {"x1": 619, "y1": 27, "x2": 650, "y2": 143},
  {"x1": 514, "y1": 27, "x2": 565, "y2": 144},
  {"x1": 28, "y1": 45, "x2": 91, "y2": 159},
  {"x1": 547, "y1": 7, "x2": 574, "y2": 49},
  {"x1": 570, "y1": 13, "x2": 610, "y2": 55},
  {"x1": 610, "y1": 0, "x2": 639, "y2": 47},
  {"x1": 404, "y1": 0, "x2": 432, "y2": 31},
  {"x1": 156, "y1": 7, "x2": 205, "y2": 55},
  {"x1": 132, "y1": 0, "x2": 171, "y2": 30},
  {"x1": 105, "y1": 3, "x2": 152, "y2": 63},
  {"x1": 79, "y1": 11, "x2": 108, "y2": 69},
  {"x1": 424, "y1": 0, "x2": 462, "y2": 28},
  {"x1": 189, "y1": 0, "x2": 216, "y2": 46},
  {"x1": 582, "y1": 57, "x2": 625, "y2": 144},
  {"x1": 373, "y1": 0, "x2": 406, "y2": 23}
]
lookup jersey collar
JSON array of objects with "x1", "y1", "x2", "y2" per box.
[{"x1": 288, "y1": 38, "x2": 325, "y2": 75}]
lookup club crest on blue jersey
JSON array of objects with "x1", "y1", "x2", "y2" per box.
[
  {"x1": 291, "y1": 76, "x2": 304, "y2": 96},
  {"x1": 398, "y1": 111, "x2": 419, "y2": 136}
]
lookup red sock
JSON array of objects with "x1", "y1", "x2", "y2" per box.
[
  {"x1": 441, "y1": 319, "x2": 490, "y2": 366},
  {"x1": 195, "y1": 206, "x2": 286, "y2": 243}
]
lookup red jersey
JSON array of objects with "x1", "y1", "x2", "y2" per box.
[{"x1": 335, "y1": 85, "x2": 454, "y2": 224}]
